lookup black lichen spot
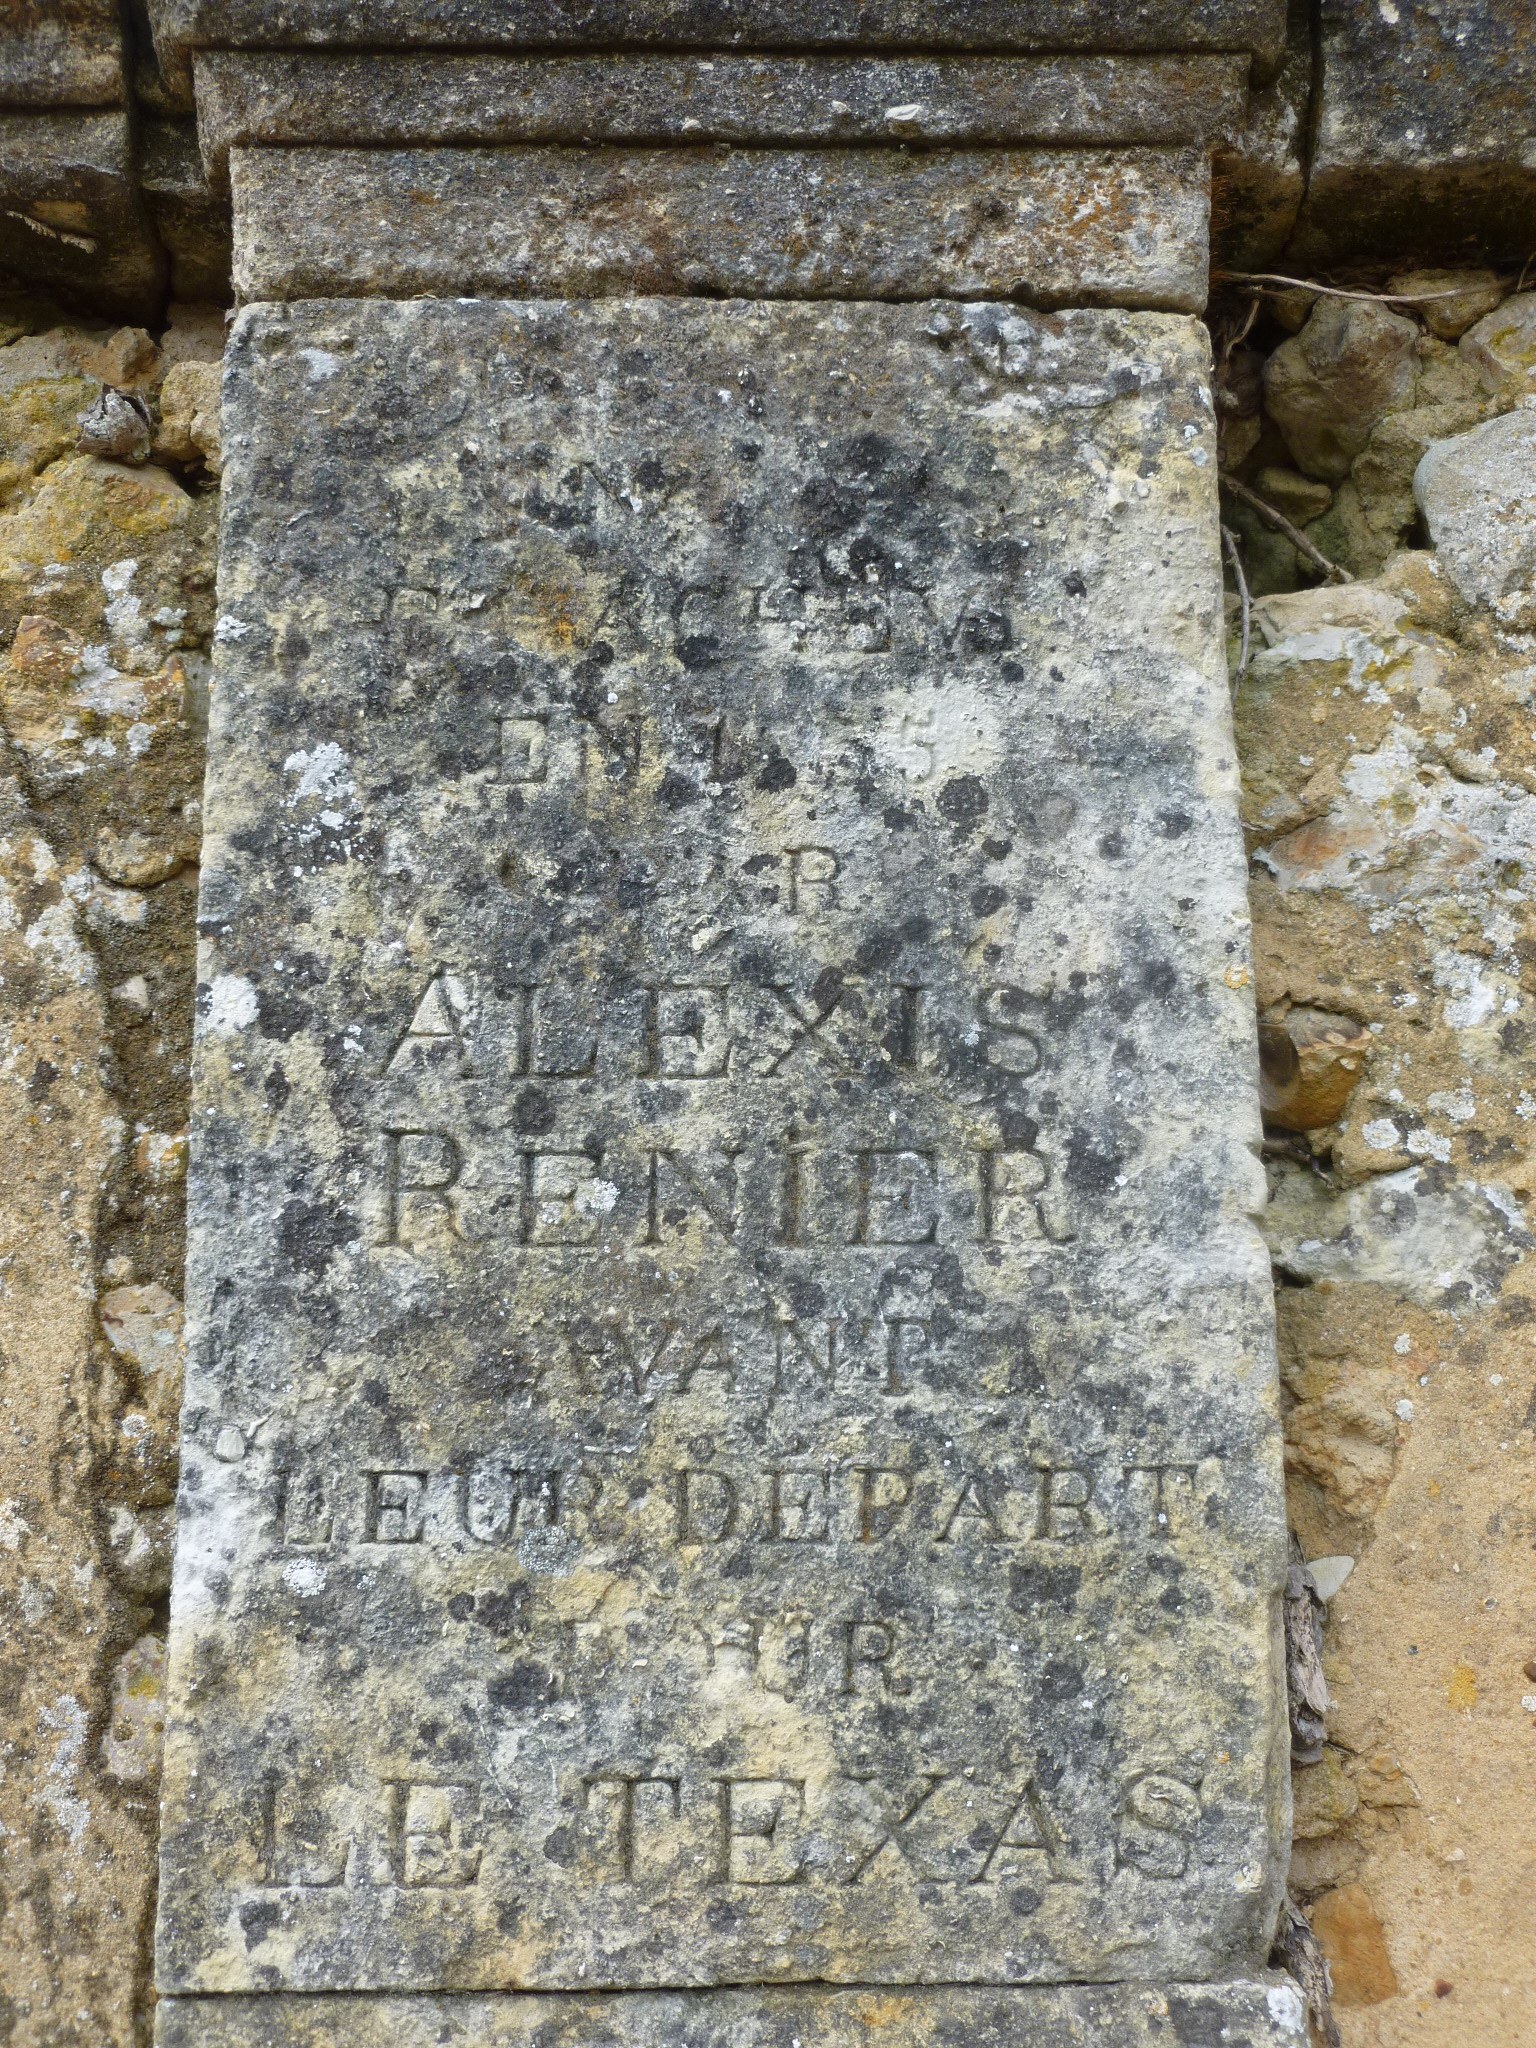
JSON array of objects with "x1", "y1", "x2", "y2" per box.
[
  {"x1": 1066, "y1": 1132, "x2": 1123, "y2": 1196},
  {"x1": 936, "y1": 774, "x2": 988, "y2": 835},
  {"x1": 541, "y1": 1825, "x2": 577, "y2": 1866},
  {"x1": 489, "y1": 1660, "x2": 558, "y2": 1711},
  {"x1": 27, "y1": 1059, "x2": 58, "y2": 1102},
  {"x1": 276, "y1": 1198, "x2": 352, "y2": 1279},
  {"x1": 676, "y1": 633, "x2": 721, "y2": 671},
  {"x1": 1007, "y1": 1560, "x2": 1082, "y2": 1610},
  {"x1": 1157, "y1": 808, "x2": 1193, "y2": 838},
  {"x1": 513, "y1": 1088, "x2": 557, "y2": 1136},
  {"x1": 1062, "y1": 572, "x2": 1087, "y2": 598},
  {"x1": 446, "y1": 1592, "x2": 475, "y2": 1621},
  {"x1": 475, "y1": 1586, "x2": 530, "y2": 1635},
  {"x1": 970, "y1": 884, "x2": 1006, "y2": 917},
  {"x1": 1037, "y1": 1657, "x2": 1084, "y2": 1700},
  {"x1": 257, "y1": 986, "x2": 312, "y2": 1043},
  {"x1": 657, "y1": 768, "x2": 700, "y2": 809},
  {"x1": 1167, "y1": 1997, "x2": 1226, "y2": 2047},
  {"x1": 239, "y1": 1900, "x2": 282, "y2": 1949},
  {"x1": 756, "y1": 751, "x2": 797, "y2": 792},
  {"x1": 263, "y1": 1064, "x2": 291, "y2": 1112},
  {"x1": 1097, "y1": 830, "x2": 1125, "y2": 859},
  {"x1": 961, "y1": 609, "x2": 1011, "y2": 655}
]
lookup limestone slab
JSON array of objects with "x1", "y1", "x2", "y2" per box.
[
  {"x1": 1414, "y1": 411, "x2": 1536, "y2": 634},
  {"x1": 0, "y1": 1, "x2": 124, "y2": 108},
  {"x1": 1291, "y1": 0, "x2": 1536, "y2": 265},
  {"x1": 157, "y1": 1983, "x2": 1310, "y2": 2046},
  {"x1": 0, "y1": 111, "x2": 165, "y2": 318},
  {"x1": 155, "y1": 297, "x2": 1286, "y2": 2010},
  {"x1": 229, "y1": 146, "x2": 1210, "y2": 310},
  {"x1": 140, "y1": 116, "x2": 234, "y2": 301},
  {"x1": 146, "y1": 2, "x2": 1291, "y2": 104},
  {"x1": 192, "y1": 51, "x2": 1246, "y2": 191}
]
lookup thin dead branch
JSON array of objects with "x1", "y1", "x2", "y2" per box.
[
  {"x1": 1221, "y1": 521, "x2": 1252, "y2": 688},
  {"x1": 1220, "y1": 473, "x2": 1354, "y2": 585},
  {"x1": 1213, "y1": 268, "x2": 1507, "y2": 306},
  {"x1": 1218, "y1": 289, "x2": 1263, "y2": 368}
]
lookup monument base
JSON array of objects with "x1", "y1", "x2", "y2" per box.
[{"x1": 157, "y1": 1983, "x2": 1307, "y2": 2046}]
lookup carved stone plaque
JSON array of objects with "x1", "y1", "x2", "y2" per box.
[{"x1": 157, "y1": 300, "x2": 1288, "y2": 2022}]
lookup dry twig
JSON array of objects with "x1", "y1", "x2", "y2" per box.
[
  {"x1": 1220, "y1": 473, "x2": 1353, "y2": 585},
  {"x1": 1213, "y1": 268, "x2": 1503, "y2": 307},
  {"x1": 1218, "y1": 289, "x2": 1263, "y2": 368},
  {"x1": 1221, "y1": 521, "x2": 1252, "y2": 688}
]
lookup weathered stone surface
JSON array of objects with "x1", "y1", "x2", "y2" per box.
[
  {"x1": 156, "y1": 1983, "x2": 1310, "y2": 2047},
  {"x1": 1208, "y1": 0, "x2": 1309, "y2": 271},
  {"x1": 154, "y1": 297, "x2": 1285, "y2": 2019},
  {"x1": 145, "y1": 0, "x2": 1292, "y2": 104},
  {"x1": 0, "y1": 303, "x2": 220, "y2": 2046},
  {"x1": 0, "y1": 111, "x2": 165, "y2": 319},
  {"x1": 140, "y1": 117, "x2": 234, "y2": 302},
  {"x1": 1385, "y1": 269, "x2": 1508, "y2": 344},
  {"x1": 1458, "y1": 291, "x2": 1536, "y2": 401},
  {"x1": 0, "y1": 756, "x2": 149, "y2": 2048},
  {"x1": 156, "y1": 357, "x2": 224, "y2": 475},
  {"x1": 230, "y1": 146, "x2": 1211, "y2": 309},
  {"x1": 1261, "y1": 300, "x2": 1421, "y2": 484},
  {"x1": 192, "y1": 50, "x2": 1246, "y2": 190},
  {"x1": 0, "y1": 1, "x2": 124, "y2": 108},
  {"x1": 1415, "y1": 409, "x2": 1536, "y2": 632},
  {"x1": 1291, "y1": 0, "x2": 1536, "y2": 265}
]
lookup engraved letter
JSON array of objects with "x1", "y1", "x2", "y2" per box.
[
  {"x1": 584, "y1": 1773, "x2": 681, "y2": 1881},
  {"x1": 853, "y1": 1466, "x2": 914, "y2": 1543},
  {"x1": 385, "y1": 974, "x2": 473, "y2": 1074},
  {"x1": 718, "y1": 1778, "x2": 806, "y2": 1884},
  {"x1": 642, "y1": 984, "x2": 731, "y2": 1078},
  {"x1": 855, "y1": 1149, "x2": 938, "y2": 1245},
  {"x1": 382, "y1": 1781, "x2": 482, "y2": 1888},
  {"x1": 520, "y1": 1149, "x2": 610, "y2": 1245},
  {"x1": 365, "y1": 1470, "x2": 427, "y2": 1543},
  {"x1": 377, "y1": 1128, "x2": 464, "y2": 1248},
  {"x1": 675, "y1": 1468, "x2": 739, "y2": 1543}
]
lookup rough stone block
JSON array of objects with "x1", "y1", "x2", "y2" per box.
[
  {"x1": 153, "y1": 296, "x2": 1286, "y2": 2027},
  {"x1": 157, "y1": 1984, "x2": 1311, "y2": 2046},
  {"x1": 192, "y1": 50, "x2": 1247, "y2": 191},
  {"x1": 1291, "y1": 0, "x2": 1536, "y2": 265},
  {"x1": 140, "y1": 117, "x2": 233, "y2": 301},
  {"x1": 1209, "y1": 0, "x2": 1309, "y2": 271},
  {"x1": 229, "y1": 146, "x2": 1211, "y2": 309},
  {"x1": 0, "y1": 0, "x2": 125, "y2": 108},
  {"x1": 145, "y1": 1, "x2": 1291, "y2": 105},
  {"x1": 0, "y1": 111, "x2": 165, "y2": 318},
  {"x1": 1415, "y1": 409, "x2": 1536, "y2": 632}
]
